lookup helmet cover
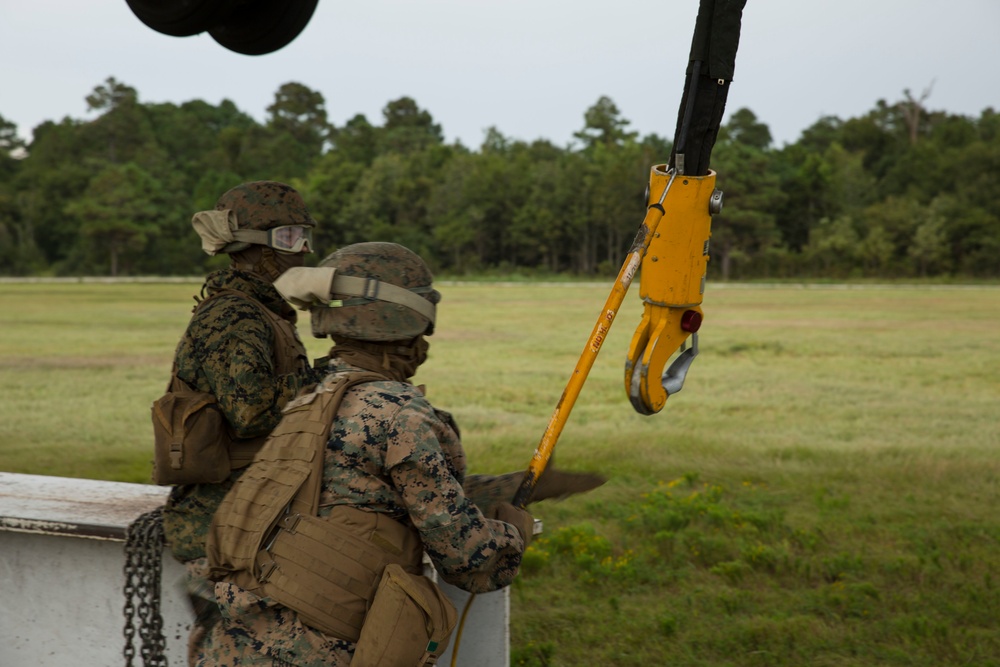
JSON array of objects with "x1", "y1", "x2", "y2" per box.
[
  {"x1": 210, "y1": 181, "x2": 316, "y2": 255},
  {"x1": 310, "y1": 242, "x2": 440, "y2": 342}
]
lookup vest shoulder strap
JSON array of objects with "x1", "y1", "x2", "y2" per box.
[{"x1": 279, "y1": 370, "x2": 389, "y2": 517}]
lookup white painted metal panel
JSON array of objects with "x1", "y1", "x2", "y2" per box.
[{"x1": 0, "y1": 473, "x2": 507, "y2": 666}]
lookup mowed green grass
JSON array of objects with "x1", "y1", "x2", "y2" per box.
[{"x1": 2, "y1": 280, "x2": 999, "y2": 665}]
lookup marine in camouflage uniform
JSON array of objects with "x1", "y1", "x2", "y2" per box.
[
  {"x1": 161, "y1": 181, "x2": 324, "y2": 662},
  {"x1": 196, "y1": 242, "x2": 604, "y2": 666}
]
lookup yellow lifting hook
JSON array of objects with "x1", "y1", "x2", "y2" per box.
[
  {"x1": 625, "y1": 165, "x2": 721, "y2": 415},
  {"x1": 511, "y1": 165, "x2": 722, "y2": 507},
  {"x1": 512, "y1": 0, "x2": 745, "y2": 507}
]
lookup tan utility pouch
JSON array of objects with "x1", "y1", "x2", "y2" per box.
[
  {"x1": 353, "y1": 563, "x2": 457, "y2": 667},
  {"x1": 151, "y1": 375, "x2": 231, "y2": 485}
]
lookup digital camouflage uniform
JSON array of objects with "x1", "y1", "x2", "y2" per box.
[
  {"x1": 162, "y1": 267, "x2": 321, "y2": 660},
  {"x1": 194, "y1": 358, "x2": 527, "y2": 667},
  {"x1": 194, "y1": 242, "x2": 602, "y2": 666}
]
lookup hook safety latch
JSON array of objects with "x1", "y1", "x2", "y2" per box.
[{"x1": 661, "y1": 333, "x2": 698, "y2": 396}]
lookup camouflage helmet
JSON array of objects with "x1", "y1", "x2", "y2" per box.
[
  {"x1": 214, "y1": 181, "x2": 316, "y2": 254},
  {"x1": 310, "y1": 242, "x2": 441, "y2": 342},
  {"x1": 215, "y1": 181, "x2": 316, "y2": 231}
]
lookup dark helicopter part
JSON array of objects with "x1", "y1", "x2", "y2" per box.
[
  {"x1": 669, "y1": 0, "x2": 747, "y2": 176},
  {"x1": 125, "y1": 0, "x2": 319, "y2": 55},
  {"x1": 209, "y1": 0, "x2": 320, "y2": 55},
  {"x1": 124, "y1": 0, "x2": 237, "y2": 37}
]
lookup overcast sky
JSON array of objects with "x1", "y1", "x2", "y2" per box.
[{"x1": 3, "y1": 0, "x2": 999, "y2": 151}]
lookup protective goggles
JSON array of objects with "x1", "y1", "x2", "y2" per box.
[
  {"x1": 230, "y1": 224, "x2": 314, "y2": 253},
  {"x1": 268, "y1": 225, "x2": 314, "y2": 253}
]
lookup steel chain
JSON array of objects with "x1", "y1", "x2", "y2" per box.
[
  {"x1": 123, "y1": 535, "x2": 138, "y2": 667},
  {"x1": 123, "y1": 506, "x2": 168, "y2": 666}
]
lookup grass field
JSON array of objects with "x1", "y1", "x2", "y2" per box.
[{"x1": 1, "y1": 280, "x2": 999, "y2": 665}]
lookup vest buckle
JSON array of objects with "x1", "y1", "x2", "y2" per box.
[
  {"x1": 280, "y1": 513, "x2": 303, "y2": 534},
  {"x1": 256, "y1": 551, "x2": 278, "y2": 583}
]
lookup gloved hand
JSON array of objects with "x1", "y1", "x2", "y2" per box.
[{"x1": 490, "y1": 502, "x2": 535, "y2": 548}]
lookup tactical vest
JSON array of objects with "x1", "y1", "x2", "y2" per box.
[
  {"x1": 196, "y1": 288, "x2": 311, "y2": 468},
  {"x1": 206, "y1": 371, "x2": 426, "y2": 642}
]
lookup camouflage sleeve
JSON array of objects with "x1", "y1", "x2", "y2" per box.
[
  {"x1": 462, "y1": 472, "x2": 522, "y2": 518},
  {"x1": 198, "y1": 301, "x2": 301, "y2": 438},
  {"x1": 432, "y1": 406, "x2": 524, "y2": 514},
  {"x1": 384, "y1": 398, "x2": 526, "y2": 594}
]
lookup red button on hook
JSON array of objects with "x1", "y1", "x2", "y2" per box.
[{"x1": 680, "y1": 309, "x2": 703, "y2": 333}]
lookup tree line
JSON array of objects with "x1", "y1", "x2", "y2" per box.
[{"x1": 1, "y1": 78, "x2": 998, "y2": 279}]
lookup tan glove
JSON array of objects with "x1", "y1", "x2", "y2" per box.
[{"x1": 490, "y1": 502, "x2": 535, "y2": 548}]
